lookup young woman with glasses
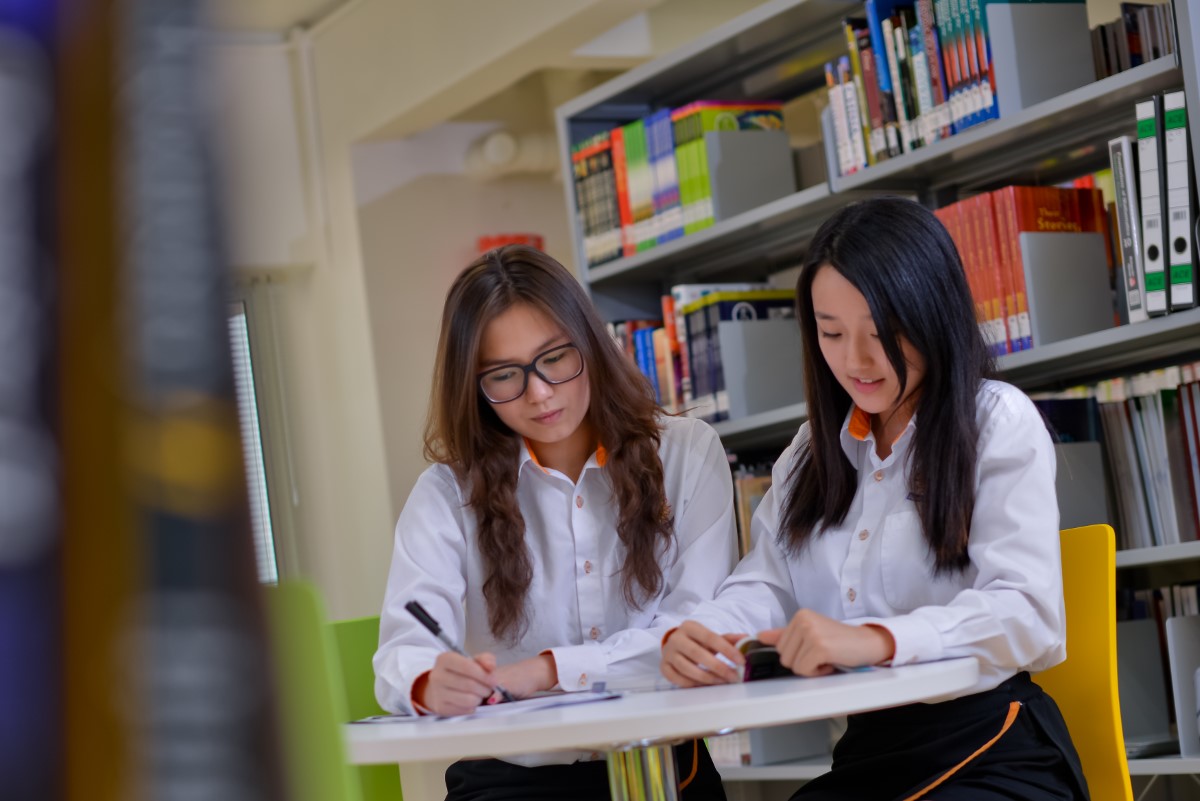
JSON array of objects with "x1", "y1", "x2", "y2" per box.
[{"x1": 374, "y1": 245, "x2": 735, "y2": 800}]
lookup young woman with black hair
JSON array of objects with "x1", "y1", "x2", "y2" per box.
[
  {"x1": 374, "y1": 245, "x2": 733, "y2": 800},
  {"x1": 661, "y1": 197, "x2": 1089, "y2": 800}
]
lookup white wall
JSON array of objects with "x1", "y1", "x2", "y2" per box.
[
  {"x1": 213, "y1": 0, "x2": 661, "y2": 619},
  {"x1": 357, "y1": 172, "x2": 575, "y2": 521}
]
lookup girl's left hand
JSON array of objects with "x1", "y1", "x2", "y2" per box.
[
  {"x1": 492, "y1": 653, "x2": 558, "y2": 700},
  {"x1": 757, "y1": 609, "x2": 895, "y2": 677}
]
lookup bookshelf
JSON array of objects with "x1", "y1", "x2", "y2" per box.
[
  {"x1": 555, "y1": 0, "x2": 1200, "y2": 792},
  {"x1": 716, "y1": 755, "x2": 1200, "y2": 780},
  {"x1": 829, "y1": 58, "x2": 1181, "y2": 194}
]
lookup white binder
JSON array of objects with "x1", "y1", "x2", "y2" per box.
[
  {"x1": 1136, "y1": 96, "x2": 1169, "y2": 315},
  {"x1": 1109, "y1": 135, "x2": 1149, "y2": 323},
  {"x1": 1163, "y1": 89, "x2": 1197, "y2": 311}
]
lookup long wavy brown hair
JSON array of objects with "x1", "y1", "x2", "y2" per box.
[{"x1": 424, "y1": 245, "x2": 673, "y2": 643}]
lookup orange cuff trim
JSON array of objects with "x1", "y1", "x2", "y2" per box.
[
  {"x1": 848, "y1": 406, "x2": 872, "y2": 441},
  {"x1": 411, "y1": 669, "x2": 434, "y2": 716},
  {"x1": 678, "y1": 739, "x2": 700, "y2": 791},
  {"x1": 661, "y1": 626, "x2": 680, "y2": 648},
  {"x1": 899, "y1": 701, "x2": 1022, "y2": 801}
]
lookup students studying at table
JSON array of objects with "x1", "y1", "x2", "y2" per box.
[
  {"x1": 373, "y1": 245, "x2": 735, "y2": 800},
  {"x1": 661, "y1": 197, "x2": 1091, "y2": 801}
]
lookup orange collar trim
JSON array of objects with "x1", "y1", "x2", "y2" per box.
[
  {"x1": 848, "y1": 407, "x2": 872, "y2": 441},
  {"x1": 522, "y1": 439, "x2": 608, "y2": 471},
  {"x1": 522, "y1": 438, "x2": 550, "y2": 474}
]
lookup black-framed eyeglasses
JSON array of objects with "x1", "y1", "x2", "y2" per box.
[{"x1": 477, "y1": 343, "x2": 584, "y2": 403}]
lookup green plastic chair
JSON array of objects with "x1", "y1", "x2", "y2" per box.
[
  {"x1": 331, "y1": 615, "x2": 404, "y2": 801},
  {"x1": 265, "y1": 581, "x2": 362, "y2": 801}
]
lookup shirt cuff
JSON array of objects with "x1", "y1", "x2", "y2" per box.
[
  {"x1": 547, "y1": 643, "x2": 607, "y2": 691},
  {"x1": 858, "y1": 614, "x2": 943, "y2": 666},
  {"x1": 408, "y1": 669, "x2": 435, "y2": 716}
]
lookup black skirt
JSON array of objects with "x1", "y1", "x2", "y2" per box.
[
  {"x1": 444, "y1": 738, "x2": 727, "y2": 801},
  {"x1": 792, "y1": 671, "x2": 1090, "y2": 801}
]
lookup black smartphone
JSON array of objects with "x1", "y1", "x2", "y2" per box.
[{"x1": 737, "y1": 638, "x2": 794, "y2": 682}]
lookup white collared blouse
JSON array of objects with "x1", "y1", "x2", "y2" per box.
[
  {"x1": 374, "y1": 414, "x2": 737, "y2": 716},
  {"x1": 688, "y1": 379, "x2": 1065, "y2": 701}
]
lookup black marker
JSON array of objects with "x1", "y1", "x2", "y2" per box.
[{"x1": 404, "y1": 600, "x2": 517, "y2": 703}]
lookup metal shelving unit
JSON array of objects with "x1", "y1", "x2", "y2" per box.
[
  {"x1": 830, "y1": 57, "x2": 1181, "y2": 194},
  {"x1": 555, "y1": 0, "x2": 1200, "y2": 792}
]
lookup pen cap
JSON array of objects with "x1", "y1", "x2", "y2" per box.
[{"x1": 404, "y1": 600, "x2": 441, "y2": 635}]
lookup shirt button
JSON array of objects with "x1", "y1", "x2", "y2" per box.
[
  {"x1": 590, "y1": 626, "x2": 600, "y2": 640},
  {"x1": 847, "y1": 588, "x2": 857, "y2": 602},
  {"x1": 858, "y1": 529, "x2": 869, "y2": 541},
  {"x1": 578, "y1": 673, "x2": 588, "y2": 687},
  {"x1": 584, "y1": 560, "x2": 593, "y2": 574},
  {"x1": 576, "y1": 495, "x2": 584, "y2": 508},
  {"x1": 874, "y1": 470, "x2": 883, "y2": 482}
]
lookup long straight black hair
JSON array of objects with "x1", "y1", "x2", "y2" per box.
[{"x1": 781, "y1": 196, "x2": 993, "y2": 572}]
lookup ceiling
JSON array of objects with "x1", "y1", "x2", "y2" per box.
[{"x1": 207, "y1": 0, "x2": 347, "y2": 32}]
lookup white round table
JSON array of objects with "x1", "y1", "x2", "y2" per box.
[{"x1": 346, "y1": 658, "x2": 979, "y2": 801}]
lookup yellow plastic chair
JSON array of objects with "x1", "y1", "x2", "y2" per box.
[
  {"x1": 331, "y1": 615, "x2": 404, "y2": 801},
  {"x1": 1035, "y1": 524, "x2": 1133, "y2": 801},
  {"x1": 265, "y1": 581, "x2": 363, "y2": 801}
]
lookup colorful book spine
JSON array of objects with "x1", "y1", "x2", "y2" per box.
[
  {"x1": 672, "y1": 101, "x2": 784, "y2": 232},
  {"x1": 908, "y1": 21, "x2": 939, "y2": 145},
  {"x1": 0, "y1": 5, "x2": 60, "y2": 799},
  {"x1": 843, "y1": 18, "x2": 878, "y2": 166},
  {"x1": 647, "y1": 108, "x2": 684, "y2": 244},
  {"x1": 840, "y1": 56, "x2": 869, "y2": 171},
  {"x1": 915, "y1": 0, "x2": 953, "y2": 137},
  {"x1": 621, "y1": 120, "x2": 655, "y2": 252},
  {"x1": 827, "y1": 62, "x2": 855, "y2": 176},
  {"x1": 609, "y1": 125, "x2": 636, "y2": 258},
  {"x1": 883, "y1": 16, "x2": 917, "y2": 152}
]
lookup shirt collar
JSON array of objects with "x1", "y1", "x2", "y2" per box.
[
  {"x1": 519, "y1": 438, "x2": 608, "y2": 476},
  {"x1": 839, "y1": 406, "x2": 916, "y2": 464}
]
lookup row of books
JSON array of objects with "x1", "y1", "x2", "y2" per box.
[
  {"x1": 1115, "y1": 594, "x2": 1200, "y2": 759},
  {"x1": 607, "y1": 282, "x2": 800, "y2": 422},
  {"x1": 1120, "y1": 584, "x2": 1200, "y2": 623},
  {"x1": 1037, "y1": 363, "x2": 1200, "y2": 552},
  {"x1": 935, "y1": 185, "x2": 1109, "y2": 356},
  {"x1": 827, "y1": 0, "x2": 1014, "y2": 176},
  {"x1": 571, "y1": 102, "x2": 784, "y2": 267},
  {"x1": 708, "y1": 720, "x2": 836, "y2": 768},
  {"x1": 1113, "y1": 88, "x2": 1198, "y2": 320},
  {"x1": 1091, "y1": 2, "x2": 1177, "y2": 81}
]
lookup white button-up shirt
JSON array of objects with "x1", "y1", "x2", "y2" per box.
[
  {"x1": 375, "y1": 414, "x2": 737, "y2": 717},
  {"x1": 689, "y1": 380, "x2": 1065, "y2": 701}
]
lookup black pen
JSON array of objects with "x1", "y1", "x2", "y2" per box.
[{"x1": 404, "y1": 600, "x2": 517, "y2": 703}]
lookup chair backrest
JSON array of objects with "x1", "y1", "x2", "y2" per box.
[
  {"x1": 1035, "y1": 524, "x2": 1133, "y2": 801},
  {"x1": 330, "y1": 615, "x2": 404, "y2": 801},
  {"x1": 264, "y1": 581, "x2": 362, "y2": 801}
]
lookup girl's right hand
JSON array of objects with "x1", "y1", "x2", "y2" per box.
[
  {"x1": 660, "y1": 620, "x2": 746, "y2": 687},
  {"x1": 414, "y1": 651, "x2": 499, "y2": 716}
]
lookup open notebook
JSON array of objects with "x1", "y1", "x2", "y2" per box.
[{"x1": 352, "y1": 689, "x2": 620, "y2": 724}]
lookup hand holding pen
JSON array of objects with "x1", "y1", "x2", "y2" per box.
[{"x1": 405, "y1": 599, "x2": 518, "y2": 705}]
